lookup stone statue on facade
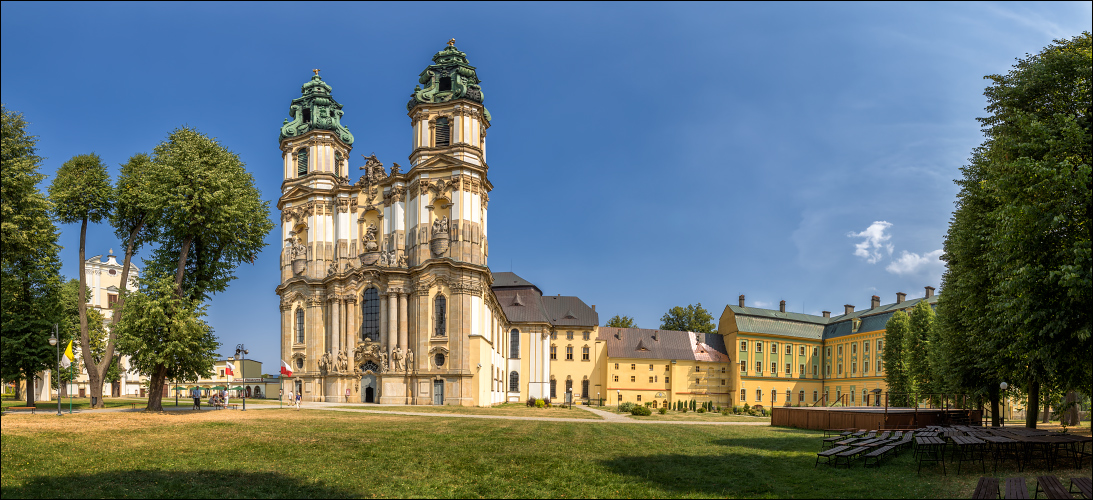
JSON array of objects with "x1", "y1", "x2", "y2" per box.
[
  {"x1": 378, "y1": 251, "x2": 389, "y2": 267},
  {"x1": 358, "y1": 153, "x2": 387, "y2": 186},
  {"x1": 391, "y1": 346, "x2": 404, "y2": 372},
  {"x1": 363, "y1": 223, "x2": 379, "y2": 252},
  {"x1": 432, "y1": 216, "x2": 449, "y2": 235},
  {"x1": 396, "y1": 253, "x2": 407, "y2": 268},
  {"x1": 405, "y1": 348, "x2": 414, "y2": 371},
  {"x1": 390, "y1": 162, "x2": 402, "y2": 176},
  {"x1": 379, "y1": 351, "x2": 389, "y2": 373},
  {"x1": 288, "y1": 233, "x2": 309, "y2": 276},
  {"x1": 336, "y1": 348, "x2": 349, "y2": 373},
  {"x1": 318, "y1": 351, "x2": 332, "y2": 375}
]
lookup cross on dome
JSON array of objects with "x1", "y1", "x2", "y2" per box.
[{"x1": 447, "y1": 38, "x2": 455, "y2": 47}]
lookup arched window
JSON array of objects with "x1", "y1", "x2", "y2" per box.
[
  {"x1": 361, "y1": 288, "x2": 379, "y2": 342},
  {"x1": 550, "y1": 378, "x2": 557, "y2": 398},
  {"x1": 435, "y1": 117, "x2": 450, "y2": 147},
  {"x1": 565, "y1": 379, "x2": 573, "y2": 394},
  {"x1": 295, "y1": 308, "x2": 305, "y2": 343},
  {"x1": 434, "y1": 294, "x2": 446, "y2": 337},
  {"x1": 508, "y1": 371, "x2": 519, "y2": 392},
  {"x1": 297, "y1": 148, "x2": 308, "y2": 176},
  {"x1": 581, "y1": 379, "x2": 589, "y2": 397},
  {"x1": 509, "y1": 329, "x2": 520, "y2": 359}
]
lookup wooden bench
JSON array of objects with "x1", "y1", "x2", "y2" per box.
[
  {"x1": 1006, "y1": 478, "x2": 1030, "y2": 499},
  {"x1": 228, "y1": 404, "x2": 239, "y2": 410},
  {"x1": 1069, "y1": 478, "x2": 1091, "y2": 499},
  {"x1": 863, "y1": 445, "x2": 895, "y2": 468},
  {"x1": 972, "y1": 477, "x2": 999, "y2": 499},
  {"x1": 816, "y1": 445, "x2": 849, "y2": 467},
  {"x1": 1034, "y1": 476, "x2": 1073, "y2": 499}
]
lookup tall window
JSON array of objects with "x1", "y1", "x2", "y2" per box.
[
  {"x1": 785, "y1": 363, "x2": 791, "y2": 374},
  {"x1": 739, "y1": 361, "x2": 746, "y2": 373},
  {"x1": 566, "y1": 331, "x2": 573, "y2": 340},
  {"x1": 357, "y1": 288, "x2": 380, "y2": 341},
  {"x1": 434, "y1": 294, "x2": 447, "y2": 337},
  {"x1": 565, "y1": 379, "x2": 572, "y2": 394},
  {"x1": 334, "y1": 151, "x2": 343, "y2": 177},
  {"x1": 509, "y1": 371, "x2": 519, "y2": 392},
  {"x1": 582, "y1": 346, "x2": 590, "y2": 360},
  {"x1": 740, "y1": 341, "x2": 747, "y2": 351},
  {"x1": 581, "y1": 379, "x2": 589, "y2": 396},
  {"x1": 813, "y1": 390, "x2": 818, "y2": 402},
  {"x1": 755, "y1": 361, "x2": 762, "y2": 373},
  {"x1": 509, "y1": 329, "x2": 520, "y2": 359},
  {"x1": 799, "y1": 346, "x2": 806, "y2": 356},
  {"x1": 772, "y1": 390, "x2": 778, "y2": 403},
  {"x1": 740, "y1": 389, "x2": 746, "y2": 401},
  {"x1": 755, "y1": 342, "x2": 763, "y2": 353},
  {"x1": 550, "y1": 345, "x2": 557, "y2": 360},
  {"x1": 295, "y1": 308, "x2": 305, "y2": 343},
  {"x1": 771, "y1": 362, "x2": 777, "y2": 374},
  {"x1": 799, "y1": 390, "x2": 805, "y2": 403},
  {"x1": 550, "y1": 379, "x2": 557, "y2": 398},
  {"x1": 565, "y1": 346, "x2": 573, "y2": 360},
  {"x1": 582, "y1": 332, "x2": 590, "y2": 341},
  {"x1": 799, "y1": 364, "x2": 805, "y2": 375},
  {"x1": 771, "y1": 343, "x2": 778, "y2": 354},
  {"x1": 755, "y1": 389, "x2": 762, "y2": 401},
  {"x1": 863, "y1": 341, "x2": 870, "y2": 353},
  {"x1": 436, "y1": 117, "x2": 450, "y2": 147},
  {"x1": 297, "y1": 148, "x2": 308, "y2": 176}
]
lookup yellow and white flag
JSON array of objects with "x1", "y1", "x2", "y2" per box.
[{"x1": 60, "y1": 340, "x2": 75, "y2": 368}]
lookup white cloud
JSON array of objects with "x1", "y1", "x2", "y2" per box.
[
  {"x1": 848, "y1": 221, "x2": 894, "y2": 264},
  {"x1": 753, "y1": 301, "x2": 772, "y2": 308},
  {"x1": 886, "y1": 249, "x2": 944, "y2": 276}
]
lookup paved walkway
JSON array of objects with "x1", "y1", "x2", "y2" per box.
[{"x1": 4, "y1": 401, "x2": 770, "y2": 426}]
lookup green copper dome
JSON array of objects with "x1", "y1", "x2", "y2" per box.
[
  {"x1": 280, "y1": 71, "x2": 354, "y2": 145},
  {"x1": 407, "y1": 40, "x2": 489, "y2": 120}
]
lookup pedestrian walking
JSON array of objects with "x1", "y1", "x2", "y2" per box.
[{"x1": 295, "y1": 391, "x2": 301, "y2": 410}]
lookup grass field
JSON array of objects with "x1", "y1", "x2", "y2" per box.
[
  {"x1": 1, "y1": 396, "x2": 281, "y2": 412},
  {"x1": 628, "y1": 411, "x2": 771, "y2": 422},
  {"x1": 328, "y1": 402, "x2": 604, "y2": 419},
  {"x1": 3, "y1": 409, "x2": 1089, "y2": 498}
]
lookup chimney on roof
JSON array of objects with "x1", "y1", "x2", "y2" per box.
[
  {"x1": 925, "y1": 286, "x2": 935, "y2": 298},
  {"x1": 652, "y1": 331, "x2": 658, "y2": 341},
  {"x1": 779, "y1": 300, "x2": 786, "y2": 313},
  {"x1": 591, "y1": 305, "x2": 596, "y2": 311},
  {"x1": 844, "y1": 304, "x2": 855, "y2": 315},
  {"x1": 871, "y1": 295, "x2": 880, "y2": 309},
  {"x1": 739, "y1": 294, "x2": 745, "y2": 307},
  {"x1": 822, "y1": 311, "x2": 831, "y2": 318},
  {"x1": 896, "y1": 292, "x2": 906, "y2": 304}
]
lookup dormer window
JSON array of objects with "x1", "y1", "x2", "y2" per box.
[
  {"x1": 302, "y1": 108, "x2": 312, "y2": 123},
  {"x1": 439, "y1": 76, "x2": 452, "y2": 92}
]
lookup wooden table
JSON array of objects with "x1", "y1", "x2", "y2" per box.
[
  {"x1": 915, "y1": 436, "x2": 947, "y2": 475},
  {"x1": 950, "y1": 435, "x2": 987, "y2": 474}
]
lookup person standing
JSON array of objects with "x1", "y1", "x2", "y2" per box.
[
  {"x1": 192, "y1": 387, "x2": 201, "y2": 410},
  {"x1": 288, "y1": 390, "x2": 294, "y2": 407},
  {"x1": 295, "y1": 391, "x2": 301, "y2": 410},
  {"x1": 345, "y1": 387, "x2": 350, "y2": 403}
]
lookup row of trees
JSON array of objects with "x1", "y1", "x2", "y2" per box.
[
  {"x1": 1, "y1": 105, "x2": 273, "y2": 410},
  {"x1": 604, "y1": 302, "x2": 718, "y2": 334},
  {"x1": 883, "y1": 33, "x2": 1091, "y2": 428}
]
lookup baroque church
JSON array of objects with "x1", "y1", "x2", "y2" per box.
[{"x1": 275, "y1": 41, "x2": 595, "y2": 405}]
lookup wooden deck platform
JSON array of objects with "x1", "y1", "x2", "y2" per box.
[{"x1": 771, "y1": 406, "x2": 982, "y2": 430}]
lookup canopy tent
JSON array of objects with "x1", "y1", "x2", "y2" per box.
[
  {"x1": 211, "y1": 385, "x2": 227, "y2": 390},
  {"x1": 230, "y1": 386, "x2": 243, "y2": 390}
]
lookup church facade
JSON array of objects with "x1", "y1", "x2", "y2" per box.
[{"x1": 276, "y1": 41, "x2": 555, "y2": 405}]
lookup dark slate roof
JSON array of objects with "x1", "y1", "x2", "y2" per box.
[
  {"x1": 494, "y1": 288, "x2": 550, "y2": 324},
  {"x1": 601, "y1": 328, "x2": 730, "y2": 361},
  {"x1": 491, "y1": 272, "x2": 541, "y2": 294},
  {"x1": 726, "y1": 295, "x2": 939, "y2": 341},
  {"x1": 822, "y1": 295, "x2": 938, "y2": 339},
  {"x1": 541, "y1": 295, "x2": 599, "y2": 327}
]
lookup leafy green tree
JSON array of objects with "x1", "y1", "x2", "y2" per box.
[
  {"x1": 659, "y1": 303, "x2": 715, "y2": 334},
  {"x1": 108, "y1": 153, "x2": 156, "y2": 329},
  {"x1": 882, "y1": 311, "x2": 911, "y2": 407},
  {"x1": 906, "y1": 300, "x2": 936, "y2": 399},
  {"x1": 605, "y1": 315, "x2": 637, "y2": 328},
  {"x1": 49, "y1": 153, "x2": 113, "y2": 407},
  {"x1": 117, "y1": 128, "x2": 271, "y2": 408},
  {"x1": 939, "y1": 32, "x2": 1092, "y2": 428},
  {"x1": 0, "y1": 106, "x2": 65, "y2": 407},
  {"x1": 115, "y1": 273, "x2": 220, "y2": 412}
]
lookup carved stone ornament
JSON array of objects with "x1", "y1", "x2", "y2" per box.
[
  {"x1": 362, "y1": 223, "x2": 379, "y2": 252},
  {"x1": 430, "y1": 216, "x2": 450, "y2": 257},
  {"x1": 318, "y1": 351, "x2": 333, "y2": 375}
]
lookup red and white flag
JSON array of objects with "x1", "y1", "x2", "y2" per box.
[
  {"x1": 225, "y1": 362, "x2": 235, "y2": 376},
  {"x1": 280, "y1": 360, "x2": 293, "y2": 377}
]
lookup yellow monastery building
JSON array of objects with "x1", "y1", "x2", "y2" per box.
[{"x1": 274, "y1": 41, "x2": 936, "y2": 407}]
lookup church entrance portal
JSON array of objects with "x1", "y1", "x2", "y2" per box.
[
  {"x1": 361, "y1": 374, "x2": 377, "y2": 403},
  {"x1": 433, "y1": 379, "x2": 444, "y2": 405}
]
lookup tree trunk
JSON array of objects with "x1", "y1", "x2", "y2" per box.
[
  {"x1": 174, "y1": 233, "x2": 193, "y2": 295},
  {"x1": 24, "y1": 367, "x2": 34, "y2": 407},
  {"x1": 1026, "y1": 379, "x2": 1039, "y2": 429},
  {"x1": 989, "y1": 387, "x2": 1001, "y2": 427},
  {"x1": 145, "y1": 364, "x2": 169, "y2": 412},
  {"x1": 13, "y1": 377, "x2": 22, "y2": 403},
  {"x1": 75, "y1": 217, "x2": 105, "y2": 409},
  {"x1": 110, "y1": 218, "x2": 144, "y2": 328},
  {"x1": 1063, "y1": 391, "x2": 1080, "y2": 426}
]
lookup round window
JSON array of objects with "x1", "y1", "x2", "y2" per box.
[
  {"x1": 108, "y1": 269, "x2": 117, "y2": 276},
  {"x1": 434, "y1": 353, "x2": 445, "y2": 367},
  {"x1": 295, "y1": 358, "x2": 304, "y2": 369}
]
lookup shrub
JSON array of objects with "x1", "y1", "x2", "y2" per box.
[
  {"x1": 527, "y1": 397, "x2": 537, "y2": 407},
  {"x1": 543, "y1": 399, "x2": 552, "y2": 408},
  {"x1": 658, "y1": 407, "x2": 668, "y2": 415},
  {"x1": 697, "y1": 407, "x2": 706, "y2": 413},
  {"x1": 535, "y1": 399, "x2": 545, "y2": 408},
  {"x1": 732, "y1": 406, "x2": 741, "y2": 414},
  {"x1": 631, "y1": 405, "x2": 652, "y2": 416},
  {"x1": 721, "y1": 408, "x2": 732, "y2": 416},
  {"x1": 681, "y1": 406, "x2": 688, "y2": 413},
  {"x1": 743, "y1": 403, "x2": 750, "y2": 413},
  {"x1": 618, "y1": 402, "x2": 636, "y2": 413}
]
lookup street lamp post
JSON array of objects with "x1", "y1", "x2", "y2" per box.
[
  {"x1": 1000, "y1": 381, "x2": 1009, "y2": 427},
  {"x1": 48, "y1": 324, "x2": 60, "y2": 416},
  {"x1": 234, "y1": 344, "x2": 249, "y2": 411}
]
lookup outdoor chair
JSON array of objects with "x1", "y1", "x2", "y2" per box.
[
  {"x1": 1034, "y1": 476, "x2": 1073, "y2": 499},
  {"x1": 833, "y1": 446, "x2": 870, "y2": 468},
  {"x1": 863, "y1": 445, "x2": 896, "y2": 468},
  {"x1": 971, "y1": 477, "x2": 999, "y2": 499}
]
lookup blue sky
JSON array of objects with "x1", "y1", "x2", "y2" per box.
[{"x1": 3, "y1": 2, "x2": 1090, "y2": 373}]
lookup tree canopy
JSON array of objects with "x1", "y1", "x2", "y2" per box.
[
  {"x1": 937, "y1": 32, "x2": 1092, "y2": 428},
  {"x1": 660, "y1": 303, "x2": 716, "y2": 334},
  {"x1": 605, "y1": 315, "x2": 637, "y2": 329}
]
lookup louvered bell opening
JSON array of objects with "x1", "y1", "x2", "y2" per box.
[{"x1": 436, "y1": 118, "x2": 450, "y2": 147}]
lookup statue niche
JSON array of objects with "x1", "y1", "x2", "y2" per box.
[
  {"x1": 360, "y1": 222, "x2": 380, "y2": 266},
  {"x1": 353, "y1": 340, "x2": 387, "y2": 374},
  {"x1": 430, "y1": 215, "x2": 450, "y2": 257},
  {"x1": 288, "y1": 231, "x2": 308, "y2": 276}
]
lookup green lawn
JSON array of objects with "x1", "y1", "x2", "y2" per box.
[
  {"x1": 327, "y1": 402, "x2": 603, "y2": 419},
  {"x1": 2, "y1": 409, "x2": 1089, "y2": 498},
  {"x1": 628, "y1": 411, "x2": 771, "y2": 422}
]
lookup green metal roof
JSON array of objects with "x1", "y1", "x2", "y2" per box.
[
  {"x1": 279, "y1": 72, "x2": 354, "y2": 145},
  {"x1": 725, "y1": 295, "x2": 939, "y2": 340}
]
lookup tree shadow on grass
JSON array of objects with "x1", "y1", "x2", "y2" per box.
[{"x1": 2, "y1": 470, "x2": 359, "y2": 499}]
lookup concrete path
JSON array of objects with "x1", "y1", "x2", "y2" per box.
[{"x1": 4, "y1": 400, "x2": 770, "y2": 425}]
